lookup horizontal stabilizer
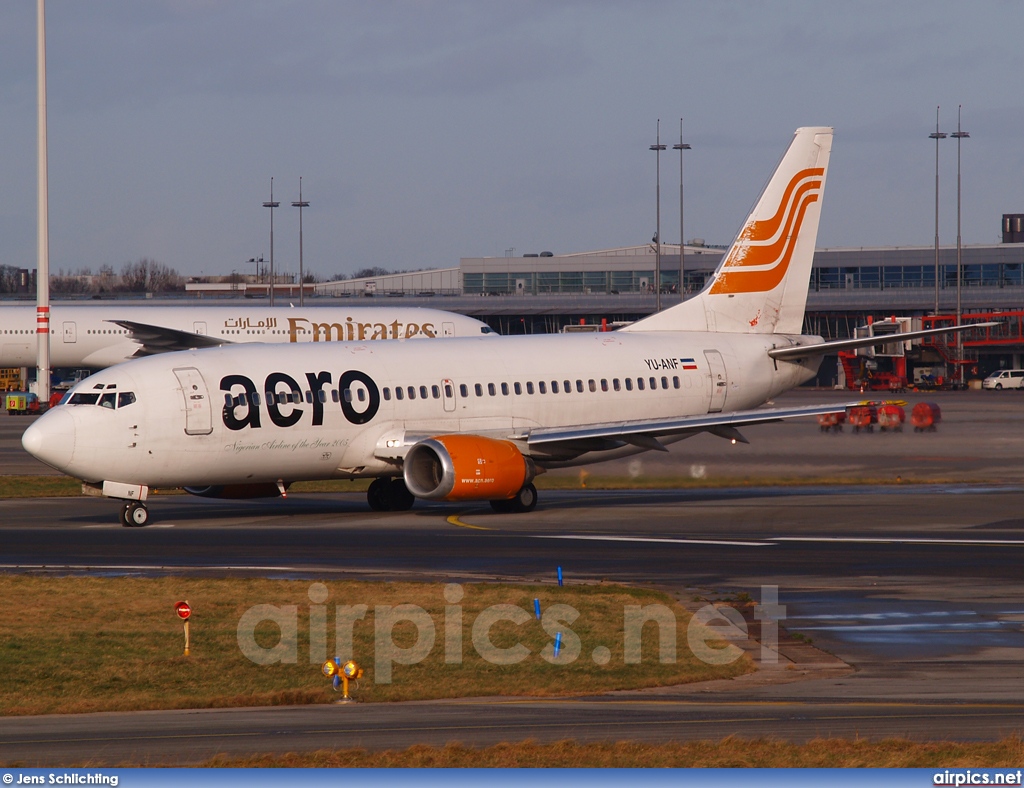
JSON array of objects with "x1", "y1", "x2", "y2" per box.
[{"x1": 768, "y1": 322, "x2": 1001, "y2": 361}]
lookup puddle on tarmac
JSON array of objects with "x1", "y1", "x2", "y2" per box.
[{"x1": 781, "y1": 592, "x2": 1024, "y2": 660}]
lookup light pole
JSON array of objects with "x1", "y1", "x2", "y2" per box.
[
  {"x1": 263, "y1": 178, "x2": 280, "y2": 306},
  {"x1": 292, "y1": 177, "x2": 310, "y2": 307},
  {"x1": 247, "y1": 256, "x2": 263, "y2": 285},
  {"x1": 951, "y1": 105, "x2": 969, "y2": 387},
  {"x1": 650, "y1": 120, "x2": 666, "y2": 312},
  {"x1": 929, "y1": 107, "x2": 946, "y2": 315},
  {"x1": 673, "y1": 119, "x2": 691, "y2": 299}
]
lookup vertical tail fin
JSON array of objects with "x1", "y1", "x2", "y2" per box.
[{"x1": 623, "y1": 126, "x2": 832, "y2": 335}]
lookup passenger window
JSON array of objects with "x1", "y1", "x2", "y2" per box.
[
  {"x1": 514, "y1": 382, "x2": 522, "y2": 395},
  {"x1": 330, "y1": 390, "x2": 338, "y2": 403},
  {"x1": 650, "y1": 377, "x2": 657, "y2": 390},
  {"x1": 358, "y1": 389, "x2": 366, "y2": 402},
  {"x1": 576, "y1": 380, "x2": 584, "y2": 393},
  {"x1": 305, "y1": 391, "x2": 313, "y2": 404},
  {"x1": 488, "y1": 383, "x2": 496, "y2": 396},
  {"x1": 383, "y1": 388, "x2": 392, "y2": 401},
  {"x1": 551, "y1": 381, "x2": 559, "y2": 394},
  {"x1": 418, "y1": 386, "x2": 426, "y2": 399},
  {"x1": 672, "y1": 376, "x2": 680, "y2": 389},
  {"x1": 526, "y1": 382, "x2": 534, "y2": 395},
  {"x1": 563, "y1": 380, "x2": 571, "y2": 394},
  {"x1": 637, "y1": 378, "x2": 645, "y2": 391},
  {"x1": 501, "y1": 382, "x2": 509, "y2": 396},
  {"x1": 625, "y1": 378, "x2": 633, "y2": 391},
  {"x1": 318, "y1": 390, "x2": 327, "y2": 403},
  {"x1": 224, "y1": 394, "x2": 233, "y2": 407},
  {"x1": 613, "y1": 378, "x2": 621, "y2": 391},
  {"x1": 118, "y1": 392, "x2": 136, "y2": 408},
  {"x1": 396, "y1": 387, "x2": 404, "y2": 400},
  {"x1": 459, "y1": 384, "x2": 468, "y2": 397},
  {"x1": 251, "y1": 393, "x2": 262, "y2": 406},
  {"x1": 661, "y1": 376, "x2": 668, "y2": 389},
  {"x1": 445, "y1": 384, "x2": 455, "y2": 398},
  {"x1": 538, "y1": 381, "x2": 547, "y2": 394},
  {"x1": 343, "y1": 390, "x2": 353, "y2": 403},
  {"x1": 588, "y1": 380, "x2": 596, "y2": 392},
  {"x1": 601, "y1": 379, "x2": 608, "y2": 392},
  {"x1": 408, "y1": 386, "x2": 417, "y2": 400},
  {"x1": 474, "y1": 384, "x2": 483, "y2": 397},
  {"x1": 432, "y1": 385, "x2": 441, "y2": 399}
]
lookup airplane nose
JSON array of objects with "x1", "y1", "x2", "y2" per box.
[{"x1": 22, "y1": 408, "x2": 76, "y2": 472}]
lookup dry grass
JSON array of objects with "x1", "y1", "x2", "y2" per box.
[
  {"x1": 206, "y1": 736, "x2": 1024, "y2": 767},
  {"x1": 0, "y1": 576, "x2": 749, "y2": 716}
]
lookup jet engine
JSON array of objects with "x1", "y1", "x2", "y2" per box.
[
  {"x1": 183, "y1": 483, "x2": 288, "y2": 499},
  {"x1": 403, "y1": 435, "x2": 534, "y2": 501}
]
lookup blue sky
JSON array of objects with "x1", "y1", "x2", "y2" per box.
[{"x1": 1, "y1": 1, "x2": 1021, "y2": 280}]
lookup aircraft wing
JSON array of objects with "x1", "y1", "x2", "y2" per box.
[
  {"x1": 526, "y1": 402, "x2": 852, "y2": 451},
  {"x1": 109, "y1": 320, "x2": 231, "y2": 356},
  {"x1": 768, "y1": 322, "x2": 1001, "y2": 361}
]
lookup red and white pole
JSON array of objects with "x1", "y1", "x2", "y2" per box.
[{"x1": 36, "y1": 0, "x2": 51, "y2": 407}]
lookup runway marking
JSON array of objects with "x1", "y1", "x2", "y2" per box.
[
  {"x1": 771, "y1": 536, "x2": 1024, "y2": 546},
  {"x1": 530, "y1": 534, "x2": 773, "y2": 547},
  {"x1": 446, "y1": 513, "x2": 492, "y2": 531}
]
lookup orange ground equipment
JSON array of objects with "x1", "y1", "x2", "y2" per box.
[
  {"x1": 877, "y1": 404, "x2": 906, "y2": 432},
  {"x1": 817, "y1": 411, "x2": 846, "y2": 432},
  {"x1": 911, "y1": 402, "x2": 942, "y2": 432},
  {"x1": 847, "y1": 405, "x2": 877, "y2": 433}
]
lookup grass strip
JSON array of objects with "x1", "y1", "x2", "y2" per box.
[
  {"x1": 203, "y1": 737, "x2": 1024, "y2": 768},
  {"x1": 0, "y1": 575, "x2": 749, "y2": 716}
]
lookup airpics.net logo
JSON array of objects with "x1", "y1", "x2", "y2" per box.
[{"x1": 235, "y1": 583, "x2": 787, "y2": 683}]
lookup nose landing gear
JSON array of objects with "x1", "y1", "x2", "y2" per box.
[{"x1": 120, "y1": 501, "x2": 150, "y2": 527}]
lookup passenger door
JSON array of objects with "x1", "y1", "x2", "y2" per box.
[
  {"x1": 704, "y1": 350, "x2": 728, "y2": 413},
  {"x1": 173, "y1": 367, "x2": 213, "y2": 435}
]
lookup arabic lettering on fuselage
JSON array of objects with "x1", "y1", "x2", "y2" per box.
[
  {"x1": 223, "y1": 317, "x2": 279, "y2": 329},
  {"x1": 219, "y1": 316, "x2": 437, "y2": 341}
]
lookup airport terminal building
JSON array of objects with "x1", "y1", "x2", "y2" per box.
[{"x1": 308, "y1": 219, "x2": 1024, "y2": 384}]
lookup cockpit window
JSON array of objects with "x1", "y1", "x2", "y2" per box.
[
  {"x1": 480, "y1": 327, "x2": 495, "y2": 334},
  {"x1": 67, "y1": 390, "x2": 136, "y2": 408}
]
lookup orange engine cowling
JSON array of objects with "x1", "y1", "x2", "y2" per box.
[{"x1": 403, "y1": 435, "x2": 534, "y2": 501}]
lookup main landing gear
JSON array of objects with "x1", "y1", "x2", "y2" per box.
[
  {"x1": 367, "y1": 477, "x2": 416, "y2": 512},
  {"x1": 120, "y1": 501, "x2": 149, "y2": 528},
  {"x1": 490, "y1": 483, "x2": 537, "y2": 514}
]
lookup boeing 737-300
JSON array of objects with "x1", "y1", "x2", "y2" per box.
[
  {"x1": 0, "y1": 305, "x2": 494, "y2": 369},
  {"x1": 22, "y1": 127, "x2": 990, "y2": 526}
]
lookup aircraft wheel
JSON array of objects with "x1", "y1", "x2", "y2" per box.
[
  {"x1": 120, "y1": 501, "x2": 149, "y2": 528},
  {"x1": 367, "y1": 478, "x2": 391, "y2": 511},
  {"x1": 386, "y1": 478, "x2": 416, "y2": 511},
  {"x1": 510, "y1": 483, "x2": 538, "y2": 513}
]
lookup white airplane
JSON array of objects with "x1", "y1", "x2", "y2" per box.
[
  {"x1": 0, "y1": 305, "x2": 495, "y2": 369},
  {"x1": 22, "y1": 127, "x2": 988, "y2": 527}
]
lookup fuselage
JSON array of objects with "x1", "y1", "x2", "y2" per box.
[
  {"x1": 28, "y1": 331, "x2": 817, "y2": 488},
  {"x1": 0, "y1": 304, "x2": 492, "y2": 369}
]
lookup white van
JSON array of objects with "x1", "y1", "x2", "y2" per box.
[{"x1": 982, "y1": 369, "x2": 1024, "y2": 390}]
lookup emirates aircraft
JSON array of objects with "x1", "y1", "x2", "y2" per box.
[
  {"x1": 0, "y1": 305, "x2": 494, "y2": 369},
  {"x1": 22, "y1": 127, "x2": 985, "y2": 527}
]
